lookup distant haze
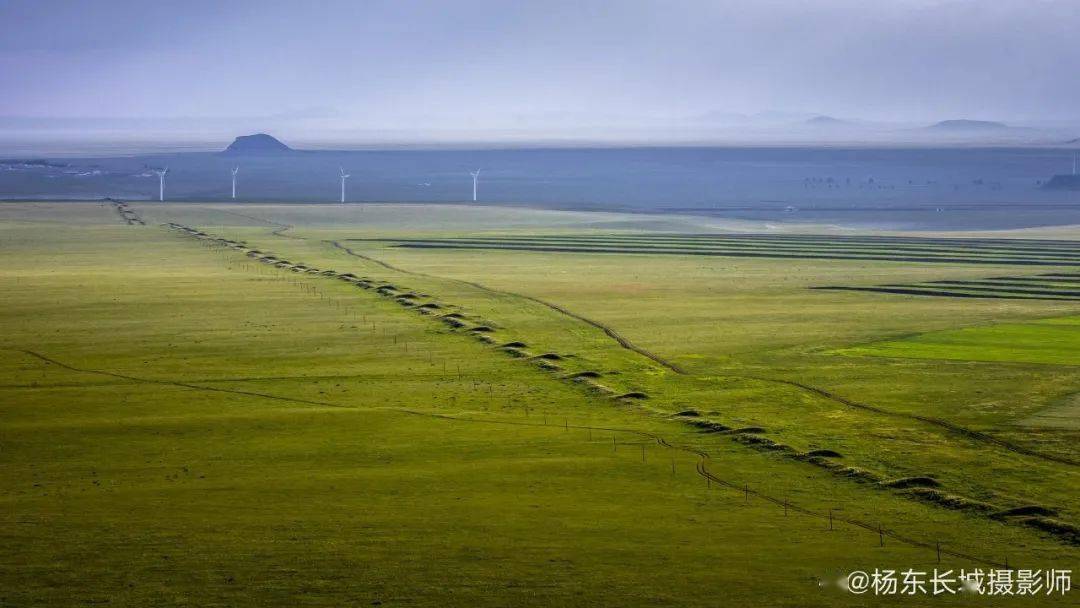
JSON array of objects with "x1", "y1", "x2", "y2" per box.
[{"x1": 2, "y1": 0, "x2": 1079, "y2": 148}]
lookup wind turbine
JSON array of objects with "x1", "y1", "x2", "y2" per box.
[
  {"x1": 154, "y1": 167, "x2": 168, "y2": 201},
  {"x1": 231, "y1": 166, "x2": 239, "y2": 199},
  {"x1": 470, "y1": 169, "x2": 481, "y2": 202},
  {"x1": 339, "y1": 167, "x2": 350, "y2": 203}
]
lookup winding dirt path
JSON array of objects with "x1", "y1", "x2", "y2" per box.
[
  {"x1": 328, "y1": 240, "x2": 688, "y2": 373},
  {"x1": 20, "y1": 350, "x2": 346, "y2": 409}
]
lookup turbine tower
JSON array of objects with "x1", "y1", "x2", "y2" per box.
[
  {"x1": 231, "y1": 166, "x2": 239, "y2": 199},
  {"x1": 339, "y1": 167, "x2": 350, "y2": 203},
  {"x1": 154, "y1": 167, "x2": 169, "y2": 201},
  {"x1": 470, "y1": 169, "x2": 481, "y2": 202}
]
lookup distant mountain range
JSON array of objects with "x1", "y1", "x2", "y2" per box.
[
  {"x1": 223, "y1": 133, "x2": 292, "y2": 154},
  {"x1": 926, "y1": 119, "x2": 1010, "y2": 131},
  {"x1": 804, "y1": 115, "x2": 850, "y2": 126},
  {"x1": 693, "y1": 115, "x2": 1069, "y2": 144}
]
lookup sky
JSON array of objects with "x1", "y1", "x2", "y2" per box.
[{"x1": 1, "y1": 0, "x2": 1079, "y2": 143}]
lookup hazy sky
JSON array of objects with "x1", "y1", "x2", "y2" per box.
[{"x1": 2, "y1": 0, "x2": 1079, "y2": 138}]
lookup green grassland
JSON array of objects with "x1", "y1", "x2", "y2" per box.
[
  {"x1": 2, "y1": 201, "x2": 1078, "y2": 606},
  {"x1": 137, "y1": 202, "x2": 1080, "y2": 510},
  {"x1": 839, "y1": 317, "x2": 1080, "y2": 366}
]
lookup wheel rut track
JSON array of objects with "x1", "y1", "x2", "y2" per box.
[
  {"x1": 16, "y1": 349, "x2": 1008, "y2": 569},
  {"x1": 325, "y1": 241, "x2": 1075, "y2": 469},
  {"x1": 19, "y1": 350, "x2": 346, "y2": 409}
]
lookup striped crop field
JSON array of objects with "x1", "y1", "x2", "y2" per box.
[
  {"x1": 356, "y1": 233, "x2": 1080, "y2": 266},
  {"x1": 815, "y1": 272, "x2": 1080, "y2": 301}
]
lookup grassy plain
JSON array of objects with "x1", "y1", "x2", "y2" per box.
[
  {"x1": 1, "y1": 201, "x2": 1078, "y2": 606},
  {"x1": 839, "y1": 317, "x2": 1080, "y2": 367}
]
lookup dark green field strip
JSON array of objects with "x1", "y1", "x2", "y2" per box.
[
  {"x1": 812, "y1": 286, "x2": 1080, "y2": 301},
  {"x1": 379, "y1": 237, "x2": 1080, "y2": 263},
  {"x1": 358, "y1": 234, "x2": 1080, "y2": 259},
  {"x1": 356, "y1": 233, "x2": 1080, "y2": 264},
  {"x1": 927, "y1": 280, "x2": 1080, "y2": 291},
  {"x1": 533, "y1": 241, "x2": 1080, "y2": 263},
  {"x1": 927, "y1": 278, "x2": 1080, "y2": 290},
  {"x1": 446, "y1": 233, "x2": 1080, "y2": 256},
  {"x1": 881, "y1": 283, "x2": 1080, "y2": 298},
  {"x1": 387, "y1": 241, "x2": 1080, "y2": 266},
  {"x1": 814, "y1": 268, "x2": 1080, "y2": 302},
  {"x1": 980, "y1": 275, "x2": 1080, "y2": 284},
  {"x1": 496, "y1": 233, "x2": 1080, "y2": 252},
  {"x1": 470, "y1": 232, "x2": 1080, "y2": 246}
]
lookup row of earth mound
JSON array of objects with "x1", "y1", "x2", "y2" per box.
[
  {"x1": 109, "y1": 199, "x2": 145, "y2": 225},
  {"x1": 675, "y1": 410, "x2": 1078, "y2": 543},
  {"x1": 165, "y1": 223, "x2": 644, "y2": 402},
  {"x1": 165, "y1": 222, "x2": 1079, "y2": 546}
]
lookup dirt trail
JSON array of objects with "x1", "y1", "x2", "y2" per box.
[
  {"x1": 16, "y1": 347, "x2": 1008, "y2": 568},
  {"x1": 0, "y1": 370, "x2": 423, "y2": 391},
  {"x1": 271, "y1": 225, "x2": 302, "y2": 239},
  {"x1": 328, "y1": 240, "x2": 688, "y2": 373},
  {"x1": 202, "y1": 207, "x2": 302, "y2": 240},
  {"x1": 20, "y1": 350, "x2": 346, "y2": 409}
]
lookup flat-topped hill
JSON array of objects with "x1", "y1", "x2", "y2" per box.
[{"x1": 223, "y1": 133, "x2": 292, "y2": 154}]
